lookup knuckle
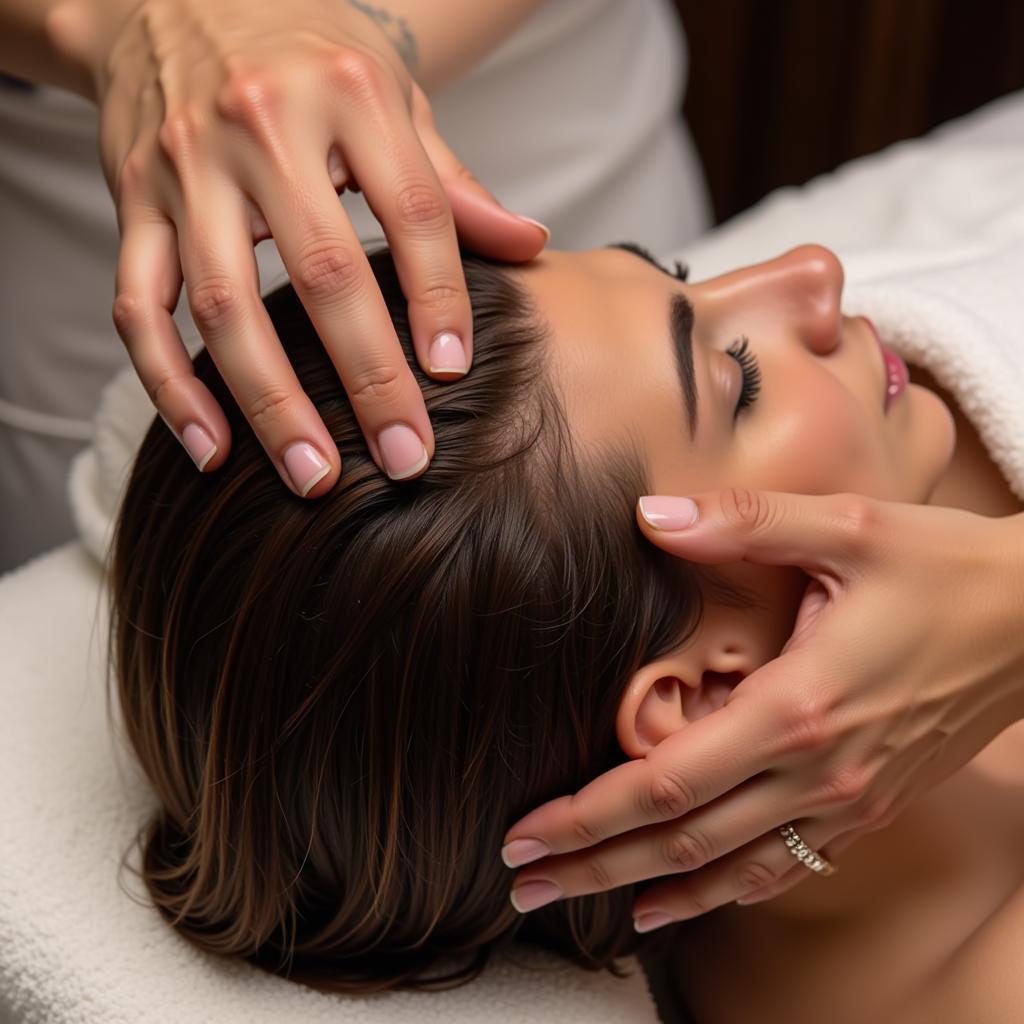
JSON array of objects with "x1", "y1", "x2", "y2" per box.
[
  {"x1": 834, "y1": 494, "x2": 879, "y2": 554},
  {"x1": 416, "y1": 282, "x2": 461, "y2": 318},
  {"x1": 215, "y1": 72, "x2": 281, "y2": 126},
  {"x1": 855, "y1": 792, "x2": 891, "y2": 829},
  {"x1": 327, "y1": 48, "x2": 388, "y2": 101},
  {"x1": 661, "y1": 827, "x2": 713, "y2": 872},
  {"x1": 394, "y1": 181, "x2": 449, "y2": 228},
  {"x1": 721, "y1": 487, "x2": 771, "y2": 533},
  {"x1": 116, "y1": 150, "x2": 149, "y2": 199},
  {"x1": 643, "y1": 767, "x2": 697, "y2": 821},
  {"x1": 817, "y1": 765, "x2": 871, "y2": 808},
  {"x1": 736, "y1": 860, "x2": 779, "y2": 894},
  {"x1": 188, "y1": 280, "x2": 241, "y2": 333},
  {"x1": 347, "y1": 363, "x2": 404, "y2": 405},
  {"x1": 675, "y1": 888, "x2": 712, "y2": 919},
  {"x1": 779, "y1": 695, "x2": 833, "y2": 755},
  {"x1": 157, "y1": 107, "x2": 204, "y2": 161},
  {"x1": 248, "y1": 384, "x2": 294, "y2": 430},
  {"x1": 569, "y1": 811, "x2": 606, "y2": 848},
  {"x1": 111, "y1": 292, "x2": 144, "y2": 339},
  {"x1": 293, "y1": 243, "x2": 361, "y2": 299},
  {"x1": 148, "y1": 369, "x2": 187, "y2": 408},
  {"x1": 582, "y1": 857, "x2": 614, "y2": 894}
]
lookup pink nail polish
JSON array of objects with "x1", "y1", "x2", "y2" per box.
[
  {"x1": 516, "y1": 215, "x2": 551, "y2": 243},
  {"x1": 377, "y1": 424, "x2": 428, "y2": 480},
  {"x1": 736, "y1": 892, "x2": 773, "y2": 906},
  {"x1": 283, "y1": 442, "x2": 330, "y2": 497},
  {"x1": 428, "y1": 331, "x2": 468, "y2": 374},
  {"x1": 181, "y1": 422, "x2": 217, "y2": 471},
  {"x1": 633, "y1": 911, "x2": 677, "y2": 934},
  {"x1": 639, "y1": 495, "x2": 699, "y2": 530},
  {"x1": 509, "y1": 880, "x2": 562, "y2": 914},
  {"x1": 501, "y1": 838, "x2": 550, "y2": 869}
]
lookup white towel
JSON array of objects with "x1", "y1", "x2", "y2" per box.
[
  {"x1": 842, "y1": 241, "x2": 1024, "y2": 499},
  {"x1": 0, "y1": 548, "x2": 661, "y2": 1021}
]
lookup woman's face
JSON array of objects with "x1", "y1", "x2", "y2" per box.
[{"x1": 514, "y1": 244, "x2": 957, "y2": 686}]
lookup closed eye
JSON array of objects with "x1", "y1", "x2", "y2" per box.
[{"x1": 726, "y1": 336, "x2": 761, "y2": 417}]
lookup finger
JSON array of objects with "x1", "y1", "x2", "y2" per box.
[
  {"x1": 509, "y1": 773, "x2": 790, "y2": 907},
  {"x1": 113, "y1": 203, "x2": 232, "y2": 474},
  {"x1": 174, "y1": 174, "x2": 342, "y2": 496},
  {"x1": 410, "y1": 82, "x2": 549, "y2": 262},
  {"x1": 255, "y1": 153, "x2": 434, "y2": 480},
  {"x1": 501, "y1": 698, "x2": 785, "y2": 864},
  {"x1": 735, "y1": 827, "x2": 863, "y2": 907},
  {"x1": 632, "y1": 818, "x2": 843, "y2": 929},
  {"x1": 331, "y1": 73, "x2": 475, "y2": 383},
  {"x1": 636, "y1": 489, "x2": 887, "y2": 581}
]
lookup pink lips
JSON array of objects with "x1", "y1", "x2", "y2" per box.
[{"x1": 862, "y1": 317, "x2": 908, "y2": 413}]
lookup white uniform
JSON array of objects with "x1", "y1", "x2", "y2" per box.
[{"x1": 0, "y1": 0, "x2": 710, "y2": 572}]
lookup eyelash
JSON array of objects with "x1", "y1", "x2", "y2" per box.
[
  {"x1": 614, "y1": 242, "x2": 761, "y2": 417},
  {"x1": 726, "y1": 336, "x2": 761, "y2": 417}
]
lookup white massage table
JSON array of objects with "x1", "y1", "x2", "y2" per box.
[{"x1": 3, "y1": 89, "x2": 1023, "y2": 1024}]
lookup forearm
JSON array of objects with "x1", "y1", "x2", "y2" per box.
[
  {"x1": 0, "y1": 0, "x2": 545, "y2": 103},
  {"x1": 346, "y1": 0, "x2": 547, "y2": 93}
]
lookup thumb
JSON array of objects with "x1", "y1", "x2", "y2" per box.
[
  {"x1": 410, "y1": 83, "x2": 549, "y2": 262},
  {"x1": 635, "y1": 488, "x2": 882, "y2": 579}
]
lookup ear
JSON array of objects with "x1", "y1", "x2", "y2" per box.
[{"x1": 616, "y1": 655, "x2": 747, "y2": 759}]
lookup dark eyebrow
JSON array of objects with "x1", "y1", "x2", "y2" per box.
[{"x1": 606, "y1": 242, "x2": 698, "y2": 440}]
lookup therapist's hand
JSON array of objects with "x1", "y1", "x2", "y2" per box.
[
  {"x1": 501, "y1": 489, "x2": 1024, "y2": 929},
  {"x1": 62, "y1": 0, "x2": 548, "y2": 494}
]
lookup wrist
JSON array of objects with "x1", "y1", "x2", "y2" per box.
[{"x1": 45, "y1": 0, "x2": 145, "y2": 103}]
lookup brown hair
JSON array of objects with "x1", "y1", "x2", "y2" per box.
[{"x1": 109, "y1": 248, "x2": 711, "y2": 993}]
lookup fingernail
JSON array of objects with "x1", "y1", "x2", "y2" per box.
[
  {"x1": 428, "y1": 331, "x2": 468, "y2": 375},
  {"x1": 736, "y1": 892, "x2": 773, "y2": 906},
  {"x1": 283, "y1": 442, "x2": 330, "y2": 497},
  {"x1": 378, "y1": 423, "x2": 429, "y2": 480},
  {"x1": 501, "y1": 838, "x2": 550, "y2": 869},
  {"x1": 181, "y1": 422, "x2": 217, "y2": 471},
  {"x1": 509, "y1": 880, "x2": 562, "y2": 914},
  {"x1": 516, "y1": 215, "x2": 551, "y2": 243},
  {"x1": 639, "y1": 495, "x2": 699, "y2": 530},
  {"x1": 633, "y1": 911, "x2": 677, "y2": 934}
]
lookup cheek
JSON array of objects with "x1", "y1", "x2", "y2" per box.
[{"x1": 743, "y1": 379, "x2": 887, "y2": 495}]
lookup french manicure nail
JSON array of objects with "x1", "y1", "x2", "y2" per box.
[
  {"x1": 181, "y1": 422, "x2": 217, "y2": 471},
  {"x1": 736, "y1": 892, "x2": 773, "y2": 906},
  {"x1": 509, "y1": 880, "x2": 562, "y2": 914},
  {"x1": 633, "y1": 911, "x2": 677, "y2": 933},
  {"x1": 283, "y1": 442, "x2": 330, "y2": 497},
  {"x1": 428, "y1": 331, "x2": 468, "y2": 374},
  {"x1": 501, "y1": 837, "x2": 551, "y2": 869},
  {"x1": 516, "y1": 215, "x2": 551, "y2": 243},
  {"x1": 639, "y1": 495, "x2": 699, "y2": 531},
  {"x1": 378, "y1": 423, "x2": 429, "y2": 480}
]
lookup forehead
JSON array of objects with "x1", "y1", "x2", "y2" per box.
[{"x1": 512, "y1": 248, "x2": 686, "y2": 459}]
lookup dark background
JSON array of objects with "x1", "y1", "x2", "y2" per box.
[{"x1": 672, "y1": 0, "x2": 1024, "y2": 224}]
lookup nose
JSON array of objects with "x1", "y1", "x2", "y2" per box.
[
  {"x1": 705, "y1": 244, "x2": 845, "y2": 357},
  {"x1": 770, "y1": 245, "x2": 845, "y2": 356}
]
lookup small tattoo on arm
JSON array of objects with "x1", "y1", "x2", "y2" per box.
[{"x1": 345, "y1": 0, "x2": 418, "y2": 70}]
